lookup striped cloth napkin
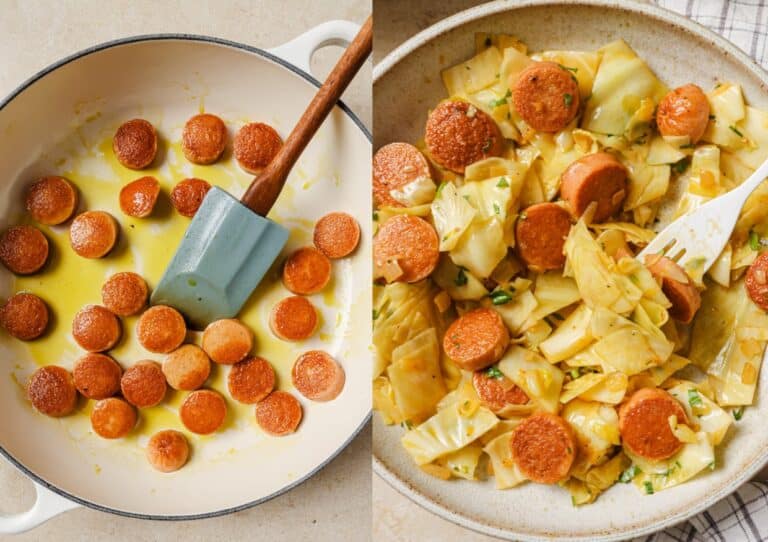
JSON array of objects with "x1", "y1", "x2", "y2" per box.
[{"x1": 637, "y1": 2, "x2": 768, "y2": 541}]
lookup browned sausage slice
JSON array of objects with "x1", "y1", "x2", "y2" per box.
[
  {"x1": 291, "y1": 350, "x2": 345, "y2": 402},
  {"x1": 282, "y1": 247, "x2": 332, "y2": 295},
  {"x1": 73, "y1": 353, "x2": 122, "y2": 399},
  {"x1": 269, "y1": 296, "x2": 318, "y2": 342},
  {"x1": 515, "y1": 203, "x2": 572, "y2": 271},
  {"x1": 91, "y1": 397, "x2": 136, "y2": 439},
  {"x1": 656, "y1": 84, "x2": 710, "y2": 144},
  {"x1": 227, "y1": 356, "x2": 275, "y2": 404},
  {"x1": 119, "y1": 176, "x2": 160, "y2": 218},
  {"x1": 201, "y1": 318, "x2": 253, "y2": 365},
  {"x1": 0, "y1": 292, "x2": 49, "y2": 340},
  {"x1": 645, "y1": 255, "x2": 701, "y2": 324},
  {"x1": 373, "y1": 142, "x2": 432, "y2": 208},
  {"x1": 0, "y1": 226, "x2": 49, "y2": 275},
  {"x1": 113, "y1": 119, "x2": 158, "y2": 169},
  {"x1": 512, "y1": 61, "x2": 580, "y2": 133},
  {"x1": 233, "y1": 122, "x2": 283, "y2": 174},
  {"x1": 509, "y1": 412, "x2": 576, "y2": 483},
  {"x1": 26, "y1": 176, "x2": 78, "y2": 225},
  {"x1": 72, "y1": 305, "x2": 121, "y2": 352},
  {"x1": 27, "y1": 365, "x2": 77, "y2": 417},
  {"x1": 182, "y1": 113, "x2": 228, "y2": 165},
  {"x1": 425, "y1": 100, "x2": 503, "y2": 173},
  {"x1": 170, "y1": 178, "x2": 211, "y2": 218},
  {"x1": 146, "y1": 430, "x2": 190, "y2": 472},
  {"x1": 101, "y1": 272, "x2": 149, "y2": 316},
  {"x1": 121, "y1": 361, "x2": 167, "y2": 408},
  {"x1": 255, "y1": 391, "x2": 303, "y2": 436},
  {"x1": 313, "y1": 212, "x2": 361, "y2": 259},
  {"x1": 179, "y1": 389, "x2": 227, "y2": 434},
  {"x1": 163, "y1": 344, "x2": 211, "y2": 391},
  {"x1": 745, "y1": 251, "x2": 768, "y2": 311},
  {"x1": 443, "y1": 308, "x2": 509, "y2": 371},
  {"x1": 373, "y1": 215, "x2": 439, "y2": 283},
  {"x1": 136, "y1": 305, "x2": 187, "y2": 354},
  {"x1": 560, "y1": 153, "x2": 628, "y2": 222},
  {"x1": 472, "y1": 370, "x2": 529, "y2": 412},
  {"x1": 619, "y1": 387, "x2": 688, "y2": 461},
  {"x1": 69, "y1": 211, "x2": 118, "y2": 259}
]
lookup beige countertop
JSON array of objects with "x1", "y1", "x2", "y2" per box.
[{"x1": 0, "y1": 1, "x2": 371, "y2": 541}]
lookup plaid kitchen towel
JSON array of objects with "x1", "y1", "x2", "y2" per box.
[{"x1": 635, "y1": 3, "x2": 768, "y2": 541}]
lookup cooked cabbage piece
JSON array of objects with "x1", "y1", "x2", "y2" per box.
[
  {"x1": 531, "y1": 50, "x2": 600, "y2": 99},
  {"x1": 389, "y1": 176, "x2": 437, "y2": 207},
  {"x1": 441, "y1": 46, "x2": 503, "y2": 97},
  {"x1": 540, "y1": 303, "x2": 594, "y2": 362},
  {"x1": 628, "y1": 432, "x2": 715, "y2": 494},
  {"x1": 433, "y1": 256, "x2": 488, "y2": 301},
  {"x1": 437, "y1": 443, "x2": 484, "y2": 480},
  {"x1": 563, "y1": 399, "x2": 621, "y2": 474},
  {"x1": 499, "y1": 346, "x2": 564, "y2": 413},
  {"x1": 701, "y1": 83, "x2": 747, "y2": 150},
  {"x1": 449, "y1": 217, "x2": 507, "y2": 278},
  {"x1": 667, "y1": 382, "x2": 732, "y2": 446},
  {"x1": 432, "y1": 182, "x2": 477, "y2": 251},
  {"x1": 484, "y1": 431, "x2": 528, "y2": 489}
]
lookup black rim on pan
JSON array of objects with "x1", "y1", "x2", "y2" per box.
[{"x1": 0, "y1": 33, "x2": 372, "y2": 521}]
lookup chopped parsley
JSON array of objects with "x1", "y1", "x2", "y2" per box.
[
  {"x1": 489, "y1": 89, "x2": 512, "y2": 108},
  {"x1": 372, "y1": 309, "x2": 379, "y2": 321},
  {"x1": 749, "y1": 230, "x2": 760, "y2": 251},
  {"x1": 485, "y1": 366, "x2": 504, "y2": 379},
  {"x1": 558, "y1": 64, "x2": 578, "y2": 73},
  {"x1": 644, "y1": 481, "x2": 655, "y2": 495},
  {"x1": 401, "y1": 420, "x2": 414, "y2": 430},
  {"x1": 497, "y1": 177, "x2": 510, "y2": 188},
  {"x1": 436, "y1": 181, "x2": 447, "y2": 197},
  {"x1": 564, "y1": 93, "x2": 573, "y2": 107},
  {"x1": 708, "y1": 460, "x2": 716, "y2": 471},
  {"x1": 733, "y1": 406, "x2": 745, "y2": 421},
  {"x1": 488, "y1": 289, "x2": 514, "y2": 305},
  {"x1": 493, "y1": 202, "x2": 501, "y2": 215},
  {"x1": 568, "y1": 368, "x2": 581, "y2": 379},
  {"x1": 672, "y1": 158, "x2": 689, "y2": 174},
  {"x1": 373, "y1": 211, "x2": 379, "y2": 221},
  {"x1": 454, "y1": 267, "x2": 468, "y2": 287},
  {"x1": 619, "y1": 465, "x2": 639, "y2": 483},
  {"x1": 688, "y1": 388, "x2": 703, "y2": 407},
  {"x1": 729, "y1": 125, "x2": 744, "y2": 137}
]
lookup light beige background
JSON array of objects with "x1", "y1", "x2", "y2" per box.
[{"x1": 0, "y1": 1, "x2": 371, "y2": 541}]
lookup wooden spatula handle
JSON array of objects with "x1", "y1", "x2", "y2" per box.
[{"x1": 241, "y1": 16, "x2": 372, "y2": 216}]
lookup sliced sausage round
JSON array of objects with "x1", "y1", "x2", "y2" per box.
[
  {"x1": 91, "y1": 397, "x2": 136, "y2": 439},
  {"x1": 69, "y1": 211, "x2": 118, "y2": 259},
  {"x1": 227, "y1": 356, "x2": 275, "y2": 404},
  {"x1": 170, "y1": 178, "x2": 211, "y2": 218},
  {"x1": 645, "y1": 255, "x2": 702, "y2": 324},
  {"x1": 73, "y1": 352, "x2": 122, "y2": 399},
  {"x1": 101, "y1": 271, "x2": 149, "y2": 317},
  {"x1": 121, "y1": 361, "x2": 167, "y2": 408},
  {"x1": 425, "y1": 100, "x2": 503, "y2": 174},
  {"x1": 201, "y1": 318, "x2": 253, "y2": 365},
  {"x1": 291, "y1": 350, "x2": 345, "y2": 402},
  {"x1": 509, "y1": 412, "x2": 576, "y2": 484},
  {"x1": 515, "y1": 202, "x2": 572, "y2": 271},
  {"x1": 0, "y1": 225, "x2": 49, "y2": 275},
  {"x1": 373, "y1": 215, "x2": 438, "y2": 283},
  {"x1": 282, "y1": 247, "x2": 332, "y2": 295},
  {"x1": 472, "y1": 370, "x2": 529, "y2": 412},
  {"x1": 146, "y1": 430, "x2": 190, "y2": 473},
  {"x1": 313, "y1": 212, "x2": 361, "y2": 259},
  {"x1": 656, "y1": 84, "x2": 710, "y2": 144},
  {"x1": 443, "y1": 308, "x2": 509, "y2": 371},
  {"x1": 182, "y1": 113, "x2": 228, "y2": 165},
  {"x1": 269, "y1": 296, "x2": 318, "y2": 342},
  {"x1": 119, "y1": 176, "x2": 160, "y2": 218},
  {"x1": 233, "y1": 122, "x2": 283, "y2": 174},
  {"x1": 560, "y1": 152, "x2": 628, "y2": 222},
  {"x1": 512, "y1": 61, "x2": 580, "y2": 133},
  {"x1": 27, "y1": 365, "x2": 77, "y2": 417},
  {"x1": 113, "y1": 119, "x2": 158, "y2": 170},
  {"x1": 179, "y1": 389, "x2": 227, "y2": 435},
  {"x1": 255, "y1": 391, "x2": 303, "y2": 436},
  {"x1": 72, "y1": 305, "x2": 121, "y2": 352},
  {"x1": 745, "y1": 251, "x2": 768, "y2": 311},
  {"x1": 163, "y1": 344, "x2": 211, "y2": 391},
  {"x1": 0, "y1": 292, "x2": 49, "y2": 340},
  {"x1": 26, "y1": 176, "x2": 78, "y2": 225},
  {"x1": 136, "y1": 305, "x2": 187, "y2": 354},
  {"x1": 619, "y1": 387, "x2": 688, "y2": 461},
  {"x1": 373, "y1": 142, "x2": 432, "y2": 208}
]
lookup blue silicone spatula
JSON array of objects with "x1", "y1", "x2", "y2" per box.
[{"x1": 151, "y1": 16, "x2": 372, "y2": 328}]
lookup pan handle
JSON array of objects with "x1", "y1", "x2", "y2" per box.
[
  {"x1": 0, "y1": 481, "x2": 79, "y2": 534},
  {"x1": 267, "y1": 20, "x2": 361, "y2": 79}
]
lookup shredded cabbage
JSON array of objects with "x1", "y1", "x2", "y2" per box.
[{"x1": 431, "y1": 182, "x2": 477, "y2": 251}]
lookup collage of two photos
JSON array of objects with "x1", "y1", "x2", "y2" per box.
[{"x1": 2, "y1": 1, "x2": 768, "y2": 541}]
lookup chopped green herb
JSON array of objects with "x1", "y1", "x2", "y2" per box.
[
  {"x1": 372, "y1": 309, "x2": 379, "y2": 321},
  {"x1": 679, "y1": 143, "x2": 695, "y2": 149},
  {"x1": 187, "y1": 278, "x2": 197, "y2": 287},
  {"x1": 688, "y1": 388, "x2": 703, "y2": 407},
  {"x1": 708, "y1": 460, "x2": 716, "y2": 471},
  {"x1": 558, "y1": 64, "x2": 578, "y2": 73},
  {"x1": 497, "y1": 177, "x2": 510, "y2": 188},
  {"x1": 568, "y1": 368, "x2": 581, "y2": 379},
  {"x1": 488, "y1": 289, "x2": 514, "y2": 305},
  {"x1": 493, "y1": 202, "x2": 501, "y2": 215},
  {"x1": 373, "y1": 211, "x2": 379, "y2": 221},
  {"x1": 564, "y1": 93, "x2": 573, "y2": 107},
  {"x1": 436, "y1": 181, "x2": 447, "y2": 197},
  {"x1": 644, "y1": 481, "x2": 654, "y2": 495},
  {"x1": 672, "y1": 158, "x2": 689, "y2": 174},
  {"x1": 733, "y1": 406, "x2": 745, "y2": 421},
  {"x1": 485, "y1": 366, "x2": 504, "y2": 379},
  {"x1": 489, "y1": 89, "x2": 512, "y2": 108},
  {"x1": 454, "y1": 267, "x2": 468, "y2": 287},
  {"x1": 462, "y1": 194, "x2": 471, "y2": 202},
  {"x1": 401, "y1": 420, "x2": 414, "y2": 430},
  {"x1": 749, "y1": 230, "x2": 760, "y2": 251},
  {"x1": 619, "y1": 465, "x2": 639, "y2": 483},
  {"x1": 729, "y1": 125, "x2": 744, "y2": 137},
  {"x1": 482, "y1": 138, "x2": 493, "y2": 153}
]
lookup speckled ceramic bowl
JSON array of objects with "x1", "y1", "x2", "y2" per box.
[{"x1": 373, "y1": 1, "x2": 768, "y2": 540}]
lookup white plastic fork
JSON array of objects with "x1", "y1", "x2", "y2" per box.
[{"x1": 637, "y1": 156, "x2": 768, "y2": 271}]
